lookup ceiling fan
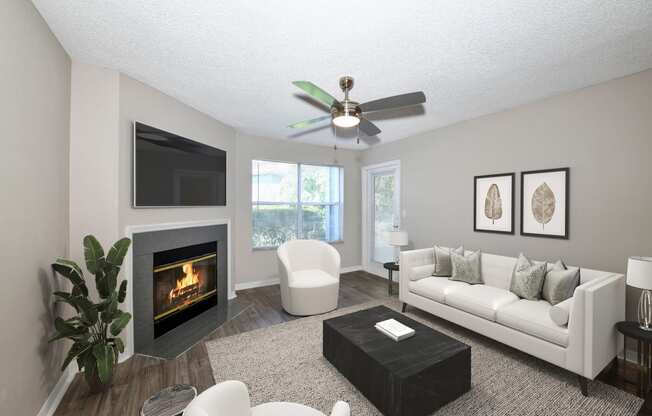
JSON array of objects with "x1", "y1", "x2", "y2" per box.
[{"x1": 288, "y1": 76, "x2": 426, "y2": 139}]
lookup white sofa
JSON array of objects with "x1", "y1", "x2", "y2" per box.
[
  {"x1": 277, "y1": 240, "x2": 341, "y2": 316},
  {"x1": 399, "y1": 247, "x2": 625, "y2": 395}
]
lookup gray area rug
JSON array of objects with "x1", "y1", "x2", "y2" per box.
[{"x1": 205, "y1": 300, "x2": 642, "y2": 415}]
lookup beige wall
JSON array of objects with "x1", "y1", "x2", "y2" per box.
[
  {"x1": 69, "y1": 62, "x2": 121, "y2": 270},
  {"x1": 361, "y1": 69, "x2": 652, "y2": 321},
  {"x1": 235, "y1": 133, "x2": 362, "y2": 286},
  {"x1": 0, "y1": 1, "x2": 71, "y2": 415},
  {"x1": 117, "y1": 74, "x2": 237, "y2": 295},
  {"x1": 118, "y1": 74, "x2": 236, "y2": 232}
]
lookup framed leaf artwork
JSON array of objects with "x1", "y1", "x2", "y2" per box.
[
  {"x1": 474, "y1": 173, "x2": 514, "y2": 234},
  {"x1": 521, "y1": 168, "x2": 569, "y2": 239}
]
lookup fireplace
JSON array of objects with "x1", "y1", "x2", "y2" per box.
[{"x1": 153, "y1": 241, "x2": 218, "y2": 338}]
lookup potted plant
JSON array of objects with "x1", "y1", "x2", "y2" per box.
[{"x1": 49, "y1": 235, "x2": 132, "y2": 393}]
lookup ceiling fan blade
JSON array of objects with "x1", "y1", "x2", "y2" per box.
[
  {"x1": 358, "y1": 118, "x2": 381, "y2": 136},
  {"x1": 292, "y1": 81, "x2": 341, "y2": 109},
  {"x1": 288, "y1": 115, "x2": 331, "y2": 129},
  {"x1": 359, "y1": 91, "x2": 426, "y2": 112}
]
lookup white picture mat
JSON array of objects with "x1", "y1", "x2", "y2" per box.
[
  {"x1": 475, "y1": 175, "x2": 513, "y2": 232},
  {"x1": 522, "y1": 171, "x2": 567, "y2": 236}
]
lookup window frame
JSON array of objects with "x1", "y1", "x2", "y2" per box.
[{"x1": 251, "y1": 159, "x2": 344, "y2": 250}]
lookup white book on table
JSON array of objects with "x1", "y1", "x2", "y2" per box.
[{"x1": 375, "y1": 319, "x2": 415, "y2": 341}]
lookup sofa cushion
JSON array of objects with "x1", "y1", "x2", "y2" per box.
[
  {"x1": 549, "y1": 297, "x2": 573, "y2": 327},
  {"x1": 408, "y1": 277, "x2": 468, "y2": 303},
  {"x1": 496, "y1": 299, "x2": 569, "y2": 347},
  {"x1": 445, "y1": 285, "x2": 518, "y2": 321},
  {"x1": 479, "y1": 252, "x2": 517, "y2": 290},
  {"x1": 410, "y1": 264, "x2": 435, "y2": 281},
  {"x1": 290, "y1": 269, "x2": 338, "y2": 288}
]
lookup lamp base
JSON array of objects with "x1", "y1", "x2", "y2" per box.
[{"x1": 638, "y1": 289, "x2": 652, "y2": 331}]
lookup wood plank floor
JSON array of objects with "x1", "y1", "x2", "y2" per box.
[{"x1": 54, "y1": 271, "x2": 649, "y2": 415}]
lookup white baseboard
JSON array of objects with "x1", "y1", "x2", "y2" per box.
[
  {"x1": 37, "y1": 365, "x2": 76, "y2": 416},
  {"x1": 235, "y1": 278, "x2": 280, "y2": 291},
  {"x1": 234, "y1": 266, "x2": 363, "y2": 291},
  {"x1": 341, "y1": 265, "x2": 362, "y2": 273}
]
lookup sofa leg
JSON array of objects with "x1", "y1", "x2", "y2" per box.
[
  {"x1": 401, "y1": 302, "x2": 407, "y2": 313},
  {"x1": 578, "y1": 376, "x2": 589, "y2": 397}
]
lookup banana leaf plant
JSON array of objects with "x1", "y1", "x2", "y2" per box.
[{"x1": 49, "y1": 235, "x2": 132, "y2": 393}]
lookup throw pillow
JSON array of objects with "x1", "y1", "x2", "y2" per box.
[
  {"x1": 542, "y1": 259, "x2": 580, "y2": 305},
  {"x1": 509, "y1": 253, "x2": 547, "y2": 300},
  {"x1": 433, "y1": 245, "x2": 464, "y2": 277},
  {"x1": 549, "y1": 297, "x2": 573, "y2": 326},
  {"x1": 450, "y1": 250, "x2": 483, "y2": 284}
]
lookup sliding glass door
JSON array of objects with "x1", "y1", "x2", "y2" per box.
[{"x1": 362, "y1": 161, "x2": 401, "y2": 275}]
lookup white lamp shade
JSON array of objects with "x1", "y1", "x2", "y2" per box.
[
  {"x1": 385, "y1": 231, "x2": 408, "y2": 247},
  {"x1": 627, "y1": 257, "x2": 652, "y2": 290}
]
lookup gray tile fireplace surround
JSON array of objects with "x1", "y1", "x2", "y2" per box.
[{"x1": 132, "y1": 224, "x2": 245, "y2": 359}]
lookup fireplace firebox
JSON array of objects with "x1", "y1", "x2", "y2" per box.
[{"x1": 153, "y1": 241, "x2": 218, "y2": 338}]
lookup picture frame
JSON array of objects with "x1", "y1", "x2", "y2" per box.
[
  {"x1": 520, "y1": 167, "x2": 570, "y2": 239},
  {"x1": 474, "y1": 173, "x2": 515, "y2": 234}
]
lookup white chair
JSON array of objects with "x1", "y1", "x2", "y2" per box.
[
  {"x1": 183, "y1": 380, "x2": 350, "y2": 416},
  {"x1": 277, "y1": 239, "x2": 341, "y2": 316}
]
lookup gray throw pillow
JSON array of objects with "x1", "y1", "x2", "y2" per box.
[
  {"x1": 542, "y1": 260, "x2": 580, "y2": 305},
  {"x1": 433, "y1": 245, "x2": 464, "y2": 277},
  {"x1": 450, "y1": 250, "x2": 483, "y2": 284},
  {"x1": 510, "y1": 253, "x2": 547, "y2": 300}
]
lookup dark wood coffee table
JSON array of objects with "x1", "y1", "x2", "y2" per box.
[{"x1": 323, "y1": 305, "x2": 471, "y2": 416}]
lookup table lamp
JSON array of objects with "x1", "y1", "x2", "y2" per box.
[
  {"x1": 386, "y1": 229, "x2": 408, "y2": 265},
  {"x1": 627, "y1": 256, "x2": 652, "y2": 330}
]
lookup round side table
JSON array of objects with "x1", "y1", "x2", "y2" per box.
[
  {"x1": 383, "y1": 262, "x2": 399, "y2": 296},
  {"x1": 141, "y1": 384, "x2": 197, "y2": 416},
  {"x1": 616, "y1": 321, "x2": 652, "y2": 398}
]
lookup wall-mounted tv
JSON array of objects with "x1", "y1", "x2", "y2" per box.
[{"x1": 133, "y1": 122, "x2": 226, "y2": 207}]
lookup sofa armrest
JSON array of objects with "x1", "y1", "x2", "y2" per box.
[
  {"x1": 566, "y1": 274, "x2": 625, "y2": 379},
  {"x1": 399, "y1": 248, "x2": 434, "y2": 301}
]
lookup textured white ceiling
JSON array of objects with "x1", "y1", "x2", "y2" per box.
[{"x1": 33, "y1": 0, "x2": 652, "y2": 149}]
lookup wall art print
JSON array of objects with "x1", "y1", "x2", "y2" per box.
[
  {"x1": 474, "y1": 173, "x2": 514, "y2": 234},
  {"x1": 520, "y1": 168, "x2": 569, "y2": 239}
]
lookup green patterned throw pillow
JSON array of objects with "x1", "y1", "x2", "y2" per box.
[
  {"x1": 450, "y1": 250, "x2": 483, "y2": 284},
  {"x1": 542, "y1": 260, "x2": 580, "y2": 305},
  {"x1": 510, "y1": 253, "x2": 547, "y2": 300}
]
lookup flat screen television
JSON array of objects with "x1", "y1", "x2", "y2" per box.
[{"x1": 133, "y1": 122, "x2": 226, "y2": 207}]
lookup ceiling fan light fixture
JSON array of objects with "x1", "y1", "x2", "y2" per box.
[
  {"x1": 331, "y1": 101, "x2": 361, "y2": 128},
  {"x1": 332, "y1": 113, "x2": 360, "y2": 128}
]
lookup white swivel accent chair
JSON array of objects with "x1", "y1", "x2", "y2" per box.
[
  {"x1": 277, "y1": 239, "x2": 341, "y2": 316},
  {"x1": 183, "y1": 380, "x2": 350, "y2": 416}
]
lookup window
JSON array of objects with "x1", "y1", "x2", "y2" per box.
[{"x1": 252, "y1": 160, "x2": 343, "y2": 248}]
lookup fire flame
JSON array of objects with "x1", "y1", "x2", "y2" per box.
[{"x1": 169, "y1": 262, "x2": 200, "y2": 301}]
